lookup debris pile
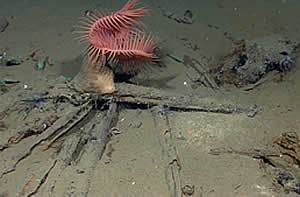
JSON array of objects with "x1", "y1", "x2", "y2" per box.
[{"x1": 209, "y1": 34, "x2": 299, "y2": 89}]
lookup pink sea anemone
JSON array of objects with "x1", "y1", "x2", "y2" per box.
[{"x1": 75, "y1": 0, "x2": 158, "y2": 71}]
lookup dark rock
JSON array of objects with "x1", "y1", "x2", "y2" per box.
[{"x1": 0, "y1": 16, "x2": 9, "y2": 32}]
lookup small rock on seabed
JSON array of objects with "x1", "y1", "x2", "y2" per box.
[{"x1": 0, "y1": 16, "x2": 9, "y2": 32}]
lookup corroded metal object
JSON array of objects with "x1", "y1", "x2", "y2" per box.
[{"x1": 210, "y1": 34, "x2": 299, "y2": 88}]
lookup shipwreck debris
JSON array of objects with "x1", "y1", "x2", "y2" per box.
[
  {"x1": 160, "y1": 7, "x2": 195, "y2": 24},
  {"x1": 209, "y1": 131, "x2": 300, "y2": 195},
  {"x1": 209, "y1": 34, "x2": 299, "y2": 89}
]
